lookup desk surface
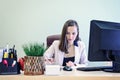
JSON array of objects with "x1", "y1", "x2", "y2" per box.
[{"x1": 0, "y1": 69, "x2": 120, "y2": 80}]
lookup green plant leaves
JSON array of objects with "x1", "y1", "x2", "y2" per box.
[{"x1": 22, "y1": 43, "x2": 46, "y2": 56}]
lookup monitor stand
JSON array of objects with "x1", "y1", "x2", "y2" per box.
[{"x1": 103, "y1": 53, "x2": 120, "y2": 73}]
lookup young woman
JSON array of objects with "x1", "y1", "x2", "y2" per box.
[{"x1": 44, "y1": 19, "x2": 87, "y2": 67}]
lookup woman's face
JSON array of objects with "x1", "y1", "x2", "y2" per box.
[{"x1": 66, "y1": 26, "x2": 78, "y2": 45}]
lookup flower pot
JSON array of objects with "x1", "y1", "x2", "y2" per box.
[{"x1": 24, "y1": 56, "x2": 44, "y2": 75}]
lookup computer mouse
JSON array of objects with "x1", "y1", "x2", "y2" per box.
[{"x1": 63, "y1": 66, "x2": 72, "y2": 71}]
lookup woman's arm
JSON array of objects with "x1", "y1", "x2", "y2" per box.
[
  {"x1": 44, "y1": 41, "x2": 57, "y2": 64},
  {"x1": 75, "y1": 41, "x2": 88, "y2": 68}
]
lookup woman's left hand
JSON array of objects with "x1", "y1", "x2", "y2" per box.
[{"x1": 66, "y1": 61, "x2": 75, "y2": 67}]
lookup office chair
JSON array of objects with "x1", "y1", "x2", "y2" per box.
[{"x1": 46, "y1": 34, "x2": 61, "y2": 47}]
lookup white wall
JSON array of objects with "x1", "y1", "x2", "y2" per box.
[{"x1": 0, "y1": 0, "x2": 120, "y2": 63}]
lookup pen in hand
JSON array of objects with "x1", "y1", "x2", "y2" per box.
[{"x1": 45, "y1": 56, "x2": 54, "y2": 65}]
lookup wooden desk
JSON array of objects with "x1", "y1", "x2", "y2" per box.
[{"x1": 0, "y1": 69, "x2": 120, "y2": 80}]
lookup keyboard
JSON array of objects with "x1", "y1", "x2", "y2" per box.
[{"x1": 76, "y1": 66, "x2": 112, "y2": 71}]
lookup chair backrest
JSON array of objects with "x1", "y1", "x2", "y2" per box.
[{"x1": 46, "y1": 34, "x2": 61, "y2": 47}]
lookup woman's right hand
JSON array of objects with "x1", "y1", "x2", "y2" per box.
[{"x1": 45, "y1": 58, "x2": 54, "y2": 65}]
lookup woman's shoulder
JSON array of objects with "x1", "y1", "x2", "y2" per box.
[
  {"x1": 77, "y1": 40, "x2": 85, "y2": 47},
  {"x1": 52, "y1": 40, "x2": 60, "y2": 45}
]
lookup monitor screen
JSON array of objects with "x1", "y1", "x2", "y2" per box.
[{"x1": 88, "y1": 20, "x2": 120, "y2": 72}]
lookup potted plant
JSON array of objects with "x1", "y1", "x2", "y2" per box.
[{"x1": 22, "y1": 43, "x2": 46, "y2": 75}]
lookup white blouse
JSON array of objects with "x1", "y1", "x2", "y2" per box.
[{"x1": 44, "y1": 40, "x2": 88, "y2": 67}]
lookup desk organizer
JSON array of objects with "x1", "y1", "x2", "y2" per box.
[
  {"x1": 0, "y1": 46, "x2": 20, "y2": 75},
  {"x1": 0, "y1": 59, "x2": 20, "y2": 75}
]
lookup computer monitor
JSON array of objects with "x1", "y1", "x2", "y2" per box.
[{"x1": 88, "y1": 20, "x2": 120, "y2": 72}]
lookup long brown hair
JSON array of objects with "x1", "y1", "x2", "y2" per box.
[{"x1": 59, "y1": 19, "x2": 80, "y2": 53}]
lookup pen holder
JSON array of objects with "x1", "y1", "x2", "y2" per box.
[{"x1": 0, "y1": 58, "x2": 20, "y2": 75}]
